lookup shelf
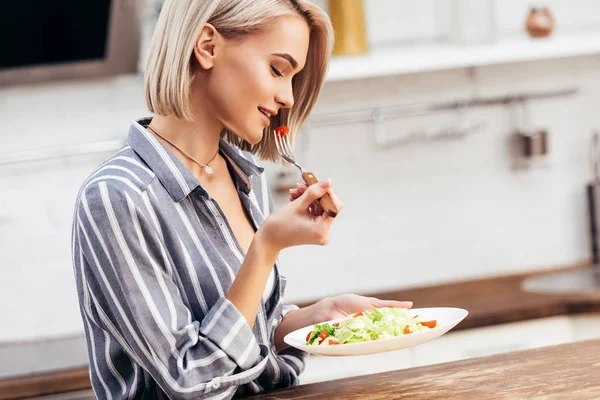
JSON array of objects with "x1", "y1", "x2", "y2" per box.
[{"x1": 325, "y1": 31, "x2": 600, "y2": 82}]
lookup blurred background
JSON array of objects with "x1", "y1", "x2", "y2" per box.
[{"x1": 2, "y1": 0, "x2": 600, "y2": 398}]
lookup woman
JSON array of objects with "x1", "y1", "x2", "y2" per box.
[{"x1": 72, "y1": 0, "x2": 412, "y2": 398}]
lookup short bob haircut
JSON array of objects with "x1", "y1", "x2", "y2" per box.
[{"x1": 144, "y1": 0, "x2": 334, "y2": 161}]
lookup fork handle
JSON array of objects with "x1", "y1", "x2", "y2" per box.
[{"x1": 302, "y1": 172, "x2": 339, "y2": 218}]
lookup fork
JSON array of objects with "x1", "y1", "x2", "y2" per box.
[{"x1": 274, "y1": 128, "x2": 339, "y2": 218}]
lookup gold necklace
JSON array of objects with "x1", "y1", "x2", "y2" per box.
[{"x1": 147, "y1": 125, "x2": 219, "y2": 175}]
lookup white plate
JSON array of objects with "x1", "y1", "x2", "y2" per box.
[{"x1": 283, "y1": 307, "x2": 468, "y2": 357}]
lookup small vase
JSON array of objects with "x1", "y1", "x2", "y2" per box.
[{"x1": 525, "y1": 7, "x2": 554, "y2": 38}]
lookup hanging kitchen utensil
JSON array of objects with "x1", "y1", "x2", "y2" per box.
[
  {"x1": 587, "y1": 130, "x2": 600, "y2": 264},
  {"x1": 509, "y1": 98, "x2": 549, "y2": 169}
]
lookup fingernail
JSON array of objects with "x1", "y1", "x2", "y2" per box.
[{"x1": 320, "y1": 178, "x2": 331, "y2": 187}]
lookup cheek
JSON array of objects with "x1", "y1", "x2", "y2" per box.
[
  {"x1": 208, "y1": 63, "x2": 272, "y2": 127},
  {"x1": 231, "y1": 63, "x2": 271, "y2": 101}
]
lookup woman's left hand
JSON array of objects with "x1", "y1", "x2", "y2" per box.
[{"x1": 316, "y1": 294, "x2": 413, "y2": 321}]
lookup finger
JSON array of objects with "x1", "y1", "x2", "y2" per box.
[
  {"x1": 296, "y1": 179, "x2": 332, "y2": 209},
  {"x1": 289, "y1": 186, "x2": 307, "y2": 202},
  {"x1": 311, "y1": 201, "x2": 323, "y2": 216},
  {"x1": 326, "y1": 188, "x2": 344, "y2": 212},
  {"x1": 374, "y1": 300, "x2": 413, "y2": 309},
  {"x1": 296, "y1": 185, "x2": 307, "y2": 195},
  {"x1": 289, "y1": 188, "x2": 302, "y2": 202}
]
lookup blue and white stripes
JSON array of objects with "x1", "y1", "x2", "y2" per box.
[{"x1": 71, "y1": 118, "x2": 307, "y2": 399}]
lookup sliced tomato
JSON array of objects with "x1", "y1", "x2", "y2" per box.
[
  {"x1": 403, "y1": 325, "x2": 412, "y2": 334},
  {"x1": 318, "y1": 330, "x2": 330, "y2": 341},
  {"x1": 306, "y1": 331, "x2": 313, "y2": 342},
  {"x1": 421, "y1": 320, "x2": 437, "y2": 329}
]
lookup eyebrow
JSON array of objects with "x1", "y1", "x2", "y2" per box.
[{"x1": 272, "y1": 53, "x2": 298, "y2": 70}]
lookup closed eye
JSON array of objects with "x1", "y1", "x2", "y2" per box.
[{"x1": 270, "y1": 65, "x2": 284, "y2": 77}]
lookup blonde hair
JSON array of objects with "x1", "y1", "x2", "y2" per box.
[{"x1": 144, "y1": 0, "x2": 334, "y2": 161}]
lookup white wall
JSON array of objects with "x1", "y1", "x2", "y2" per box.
[
  {"x1": 312, "y1": 0, "x2": 600, "y2": 45},
  {"x1": 277, "y1": 55, "x2": 599, "y2": 303},
  {"x1": 0, "y1": 0, "x2": 599, "y2": 372}
]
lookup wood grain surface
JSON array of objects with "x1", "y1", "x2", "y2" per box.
[
  {"x1": 0, "y1": 368, "x2": 91, "y2": 400},
  {"x1": 251, "y1": 339, "x2": 600, "y2": 399}
]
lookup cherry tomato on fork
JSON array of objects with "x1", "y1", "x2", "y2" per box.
[{"x1": 275, "y1": 125, "x2": 289, "y2": 138}]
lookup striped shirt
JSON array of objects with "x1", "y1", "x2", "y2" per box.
[{"x1": 71, "y1": 118, "x2": 308, "y2": 399}]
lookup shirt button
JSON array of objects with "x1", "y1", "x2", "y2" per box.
[{"x1": 209, "y1": 377, "x2": 221, "y2": 390}]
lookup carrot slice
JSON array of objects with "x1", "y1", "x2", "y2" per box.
[
  {"x1": 403, "y1": 326, "x2": 412, "y2": 334},
  {"x1": 421, "y1": 320, "x2": 437, "y2": 329}
]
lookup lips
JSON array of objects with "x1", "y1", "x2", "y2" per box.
[
  {"x1": 258, "y1": 107, "x2": 272, "y2": 118},
  {"x1": 258, "y1": 109, "x2": 270, "y2": 126}
]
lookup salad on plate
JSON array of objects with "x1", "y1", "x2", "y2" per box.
[{"x1": 305, "y1": 307, "x2": 437, "y2": 346}]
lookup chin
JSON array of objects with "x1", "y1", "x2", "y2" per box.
[{"x1": 245, "y1": 128, "x2": 265, "y2": 145}]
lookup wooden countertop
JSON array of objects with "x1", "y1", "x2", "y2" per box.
[
  {"x1": 251, "y1": 338, "x2": 600, "y2": 399},
  {"x1": 3, "y1": 262, "x2": 600, "y2": 399},
  {"x1": 297, "y1": 262, "x2": 600, "y2": 331}
]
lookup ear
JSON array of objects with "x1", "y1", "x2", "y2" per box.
[{"x1": 193, "y1": 23, "x2": 220, "y2": 70}]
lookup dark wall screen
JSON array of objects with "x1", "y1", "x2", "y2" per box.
[{"x1": 0, "y1": 1, "x2": 113, "y2": 69}]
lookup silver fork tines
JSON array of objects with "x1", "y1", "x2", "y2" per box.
[
  {"x1": 273, "y1": 128, "x2": 339, "y2": 218},
  {"x1": 274, "y1": 130, "x2": 304, "y2": 173}
]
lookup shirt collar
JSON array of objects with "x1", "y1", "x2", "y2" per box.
[{"x1": 127, "y1": 117, "x2": 264, "y2": 202}]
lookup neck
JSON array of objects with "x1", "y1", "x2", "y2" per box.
[{"x1": 149, "y1": 112, "x2": 223, "y2": 164}]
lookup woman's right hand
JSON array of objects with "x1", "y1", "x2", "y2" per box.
[{"x1": 256, "y1": 179, "x2": 343, "y2": 254}]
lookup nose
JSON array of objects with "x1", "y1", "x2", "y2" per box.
[{"x1": 275, "y1": 82, "x2": 294, "y2": 109}]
